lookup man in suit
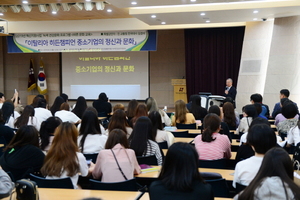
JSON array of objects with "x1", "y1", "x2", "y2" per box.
[
  {"x1": 272, "y1": 89, "x2": 299, "y2": 117},
  {"x1": 224, "y1": 78, "x2": 237, "y2": 102}
]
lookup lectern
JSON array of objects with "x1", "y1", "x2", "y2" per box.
[{"x1": 171, "y1": 79, "x2": 187, "y2": 103}]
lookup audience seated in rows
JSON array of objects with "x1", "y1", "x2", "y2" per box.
[
  {"x1": 129, "y1": 117, "x2": 163, "y2": 165},
  {"x1": 222, "y1": 102, "x2": 238, "y2": 130},
  {"x1": 233, "y1": 124, "x2": 277, "y2": 188},
  {"x1": 0, "y1": 125, "x2": 45, "y2": 181},
  {"x1": 78, "y1": 110, "x2": 107, "y2": 154},
  {"x1": 250, "y1": 93, "x2": 270, "y2": 118},
  {"x1": 92, "y1": 129, "x2": 141, "y2": 182},
  {"x1": 149, "y1": 111, "x2": 174, "y2": 147},
  {"x1": 171, "y1": 100, "x2": 196, "y2": 126},
  {"x1": 149, "y1": 142, "x2": 214, "y2": 200},
  {"x1": 195, "y1": 113, "x2": 231, "y2": 160},
  {"x1": 234, "y1": 147, "x2": 300, "y2": 200},
  {"x1": 41, "y1": 122, "x2": 92, "y2": 189},
  {"x1": 146, "y1": 97, "x2": 171, "y2": 126},
  {"x1": 34, "y1": 98, "x2": 52, "y2": 123}
]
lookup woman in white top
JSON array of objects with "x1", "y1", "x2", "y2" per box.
[
  {"x1": 146, "y1": 97, "x2": 171, "y2": 126},
  {"x1": 149, "y1": 111, "x2": 174, "y2": 147},
  {"x1": 41, "y1": 122, "x2": 94, "y2": 189},
  {"x1": 106, "y1": 109, "x2": 133, "y2": 138},
  {"x1": 54, "y1": 103, "x2": 81, "y2": 124},
  {"x1": 34, "y1": 98, "x2": 53, "y2": 124},
  {"x1": 2, "y1": 101, "x2": 20, "y2": 129},
  {"x1": 14, "y1": 105, "x2": 40, "y2": 131},
  {"x1": 237, "y1": 105, "x2": 258, "y2": 134},
  {"x1": 78, "y1": 110, "x2": 107, "y2": 154}
]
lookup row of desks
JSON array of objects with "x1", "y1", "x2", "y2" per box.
[{"x1": 5, "y1": 188, "x2": 232, "y2": 200}]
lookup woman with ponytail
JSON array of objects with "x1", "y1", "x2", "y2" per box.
[{"x1": 194, "y1": 113, "x2": 231, "y2": 160}]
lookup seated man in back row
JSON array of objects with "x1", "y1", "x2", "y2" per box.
[
  {"x1": 250, "y1": 93, "x2": 270, "y2": 118},
  {"x1": 272, "y1": 89, "x2": 299, "y2": 118}
]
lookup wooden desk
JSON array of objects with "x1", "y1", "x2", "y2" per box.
[
  {"x1": 231, "y1": 139, "x2": 239, "y2": 146},
  {"x1": 230, "y1": 130, "x2": 237, "y2": 135},
  {"x1": 173, "y1": 129, "x2": 201, "y2": 134},
  {"x1": 271, "y1": 124, "x2": 276, "y2": 129},
  {"x1": 98, "y1": 117, "x2": 107, "y2": 120},
  {"x1": 136, "y1": 166, "x2": 234, "y2": 181},
  {"x1": 174, "y1": 137, "x2": 194, "y2": 143},
  {"x1": 0, "y1": 144, "x2": 4, "y2": 147},
  {"x1": 7, "y1": 188, "x2": 143, "y2": 200}
]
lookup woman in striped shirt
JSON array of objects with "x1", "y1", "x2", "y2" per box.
[
  {"x1": 194, "y1": 113, "x2": 231, "y2": 160},
  {"x1": 129, "y1": 116, "x2": 163, "y2": 165}
]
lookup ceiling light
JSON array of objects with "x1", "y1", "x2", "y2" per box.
[
  {"x1": 95, "y1": 2, "x2": 105, "y2": 10},
  {"x1": 107, "y1": 9, "x2": 112, "y2": 12},
  {"x1": 50, "y1": 3, "x2": 60, "y2": 13},
  {"x1": 206, "y1": 20, "x2": 210, "y2": 23},
  {"x1": 200, "y1": 13, "x2": 205, "y2": 16},
  {"x1": 131, "y1": 2, "x2": 137, "y2": 5},
  {"x1": 151, "y1": 15, "x2": 156, "y2": 18},
  {"x1": 73, "y1": 3, "x2": 84, "y2": 11},
  {"x1": 191, "y1": 0, "x2": 196, "y2": 2},
  {"x1": 253, "y1": 18, "x2": 258, "y2": 21},
  {"x1": 0, "y1": 6, "x2": 8, "y2": 12},
  {"x1": 38, "y1": 4, "x2": 48, "y2": 12},
  {"x1": 253, "y1": 10, "x2": 259, "y2": 14},
  {"x1": 52, "y1": 11, "x2": 57, "y2": 14},
  {"x1": 85, "y1": 0, "x2": 91, "y2": 1},
  {"x1": 84, "y1": 2, "x2": 94, "y2": 11},
  {"x1": 0, "y1": 13, "x2": 3, "y2": 16},
  {"x1": 161, "y1": 22, "x2": 166, "y2": 25},
  {"x1": 22, "y1": 1, "x2": 28, "y2": 4},
  {"x1": 21, "y1": 4, "x2": 32, "y2": 12},
  {"x1": 61, "y1": 3, "x2": 71, "y2": 11},
  {"x1": 10, "y1": 5, "x2": 21, "y2": 13}
]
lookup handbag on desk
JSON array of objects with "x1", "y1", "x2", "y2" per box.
[{"x1": 11, "y1": 179, "x2": 39, "y2": 200}]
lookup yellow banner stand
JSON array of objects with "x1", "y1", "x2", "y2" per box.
[{"x1": 172, "y1": 79, "x2": 187, "y2": 103}]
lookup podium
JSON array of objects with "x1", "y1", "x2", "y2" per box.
[{"x1": 171, "y1": 79, "x2": 187, "y2": 103}]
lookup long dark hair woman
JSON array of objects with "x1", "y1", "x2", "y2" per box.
[
  {"x1": 188, "y1": 95, "x2": 207, "y2": 121},
  {"x1": 40, "y1": 117, "x2": 62, "y2": 151},
  {"x1": 129, "y1": 116, "x2": 163, "y2": 165},
  {"x1": 72, "y1": 96, "x2": 87, "y2": 119},
  {"x1": 194, "y1": 113, "x2": 231, "y2": 160},
  {"x1": 107, "y1": 109, "x2": 133, "y2": 138},
  {"x1": 126, "y1": 99, "x2": 139, "y2": 122},
  {"x1": 50, "y1": 96, "x2": 65, "y2": 116},
  {"x1": 149, "y1": 142, "x2": 213, "y2": 200},
  {"x1": 237, "y1": 104, "x2": 258, "y2": 134},
  {"x1": 78, "y1": 110, "x2": 107, "y2": 154},
  {"x1": 222, "y1": 102, "x2": 237, "y2": 130},
  {"x1": 235, "y1": 147, "x2": 300, "y2": 200},
  {"x1": 148, "y1": 111, "x2": 174, "y2": 147},
  {"x1": 1, "y1": 101, "x2": 18, "y2": 128},
  {"x1": 0, "y1": 125, "x2": 45, "y2": 181},
  {"x1": 14, "y1": 105, "x2": 40, "y2": 131}
]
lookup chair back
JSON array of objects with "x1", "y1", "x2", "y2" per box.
[
  {"x1": 171, "y1": 131, "x2": 189, "y2": 138},
  {"x1": 199, "y1": 159, "x2": 227, "y2": 169},
  {"x1": 236, "y1": 182, "x2": 247, "y2": 194},
  {"x1": 29, "y1": 174, "x2": 74, "y2": 189},
  {"x1": 136, "y1": 155, "x2": 158, "y2": 165},
  {"x1": 200, "y1": 172, "x2": 222, "y2": 180},
  {"x1": 158, "y1": 141, "x2": 168, "y2": 149},
  {"x1": 89, "y1": 178, "x2": 137, "y2": 191},
  {"x1": 206, "y1": 178, "x2": 229, "y2": 197},
  {"x1": 83, "y1": 153, "x2": 98, "y2": 163},
  {"x1": 176, "y1": 123, "x2": 197, "y2": 129}
]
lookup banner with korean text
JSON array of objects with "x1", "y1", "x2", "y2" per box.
[{"x1": 7, "y1": 30, "x2": 157, "y2": 53}]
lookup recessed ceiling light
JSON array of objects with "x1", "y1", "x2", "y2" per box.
[
  {"x1": 191, "y1": 0, "x2": 196, "y2": 2},
  {"x1": 200, "y1": 13, "x2": 205, "y2": 16},
  {"x1": 206, "y1": 20, "x2": 210, "y2": 23},
  {"x1": 52, "y1": 11, "x2": 57, "y2": 14},
  {"x1": 131, "y1": 2, "x2": 137, "y2": 5},
  {"x1": 151, "y1": 15, "x2": 156, "y2": 18},
  {"x1": 253, "y1": 18, "x2": 258, "y2": 21},
  {"x1": 253, "y1": 10, "x2": 259, "y2": 14},
  {"x1": 107, "y1": 9, "x2": 112, "y2": 12},
  {"x1": 85, "y1": 0, "x2": 91, "y2": 1},
  {"x1": 161, "y1": 22, "x2": 166, "y2": 25},
  {"x1": 22, "y1": 1, "x2": 28, "y2": 4},
  {"x1": 0, "y1": 13, "x2": 3, "y2": 16}
]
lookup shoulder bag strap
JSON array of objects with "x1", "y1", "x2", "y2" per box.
[{"x1": 111, "y1": 149, "x2": 128, "y2": 180}]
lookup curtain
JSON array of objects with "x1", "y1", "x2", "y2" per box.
[{"x1": 185, "y1": 27, "x2": 245, "y2": 100}]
